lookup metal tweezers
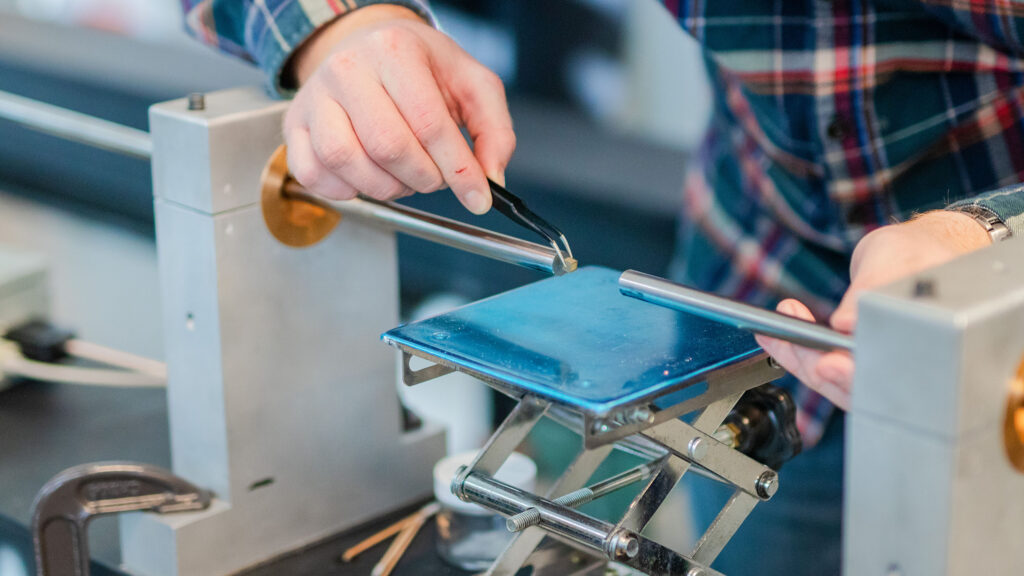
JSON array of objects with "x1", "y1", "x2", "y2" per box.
[{"x1": 488, "y1": 178, "x2": 574, "y2": 270}]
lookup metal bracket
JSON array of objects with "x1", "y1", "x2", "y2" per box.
[{"x1": 401, "y1": 351, "x2": 455, "y2": 387}]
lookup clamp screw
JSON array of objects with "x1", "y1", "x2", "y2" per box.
[
  {"x1": 187, "y1": 93, "x2": 206, "y2": 111},
  {"x1": 687, "y1": 437, "x2": 708, "y2": 461},
  {"x1": 608, "y1": 530, "x2": 639, "y2": 559},
  {"x1": 756, "y1": 470, "x2": 779, "y2": 499}
]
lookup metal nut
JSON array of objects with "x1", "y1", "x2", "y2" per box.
[
  {"x1": 609, "y1": 530, "x2": 639, "y2": 559},
  {"x1": 687, "y1": 437, "x2": 708, "y2": 461},
  {"x1": 756, "y1": 470, "x2": 778, "y2": 499}
]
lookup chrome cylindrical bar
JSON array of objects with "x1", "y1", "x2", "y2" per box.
[
  {"x1": 460, "y1": 472, "x2": 615, "y2": 555},
  {"x1": 285, "y1": 184, "x2": 577, "y2": 276},
  {"x1": 619, "y1": 270, "x2": 855, "y2": 352},
  {"x1": 0, "y1": 89, "x2": 152, "y2": 159}
]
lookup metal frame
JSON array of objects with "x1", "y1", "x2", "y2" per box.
[{"x1": 402, "y1": 346, "x2": 783, "y2": 576}]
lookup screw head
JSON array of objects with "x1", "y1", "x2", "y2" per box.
[
  {"x1": 187, "y1": 92, "x2": 206, "y2": 111},
  {"x1": 756, "y1": 470, "x2": 779, "y2": 499},
  {"x1": 913, "y1": 278, "x2": 936, "y2": 298},
  {"x1": 610, "y1": 530, "x2": 639, "y2": 559},
  {"x1": 687, "y1": 437, "x2": 708, "y2": 461}
]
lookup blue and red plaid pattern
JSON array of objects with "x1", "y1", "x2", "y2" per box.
[{"x1": 180, "y1": 0, "x2": 1024, "y2": 447}]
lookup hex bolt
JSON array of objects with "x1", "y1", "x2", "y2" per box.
[
  {"x1": 913, "y1": 278, "x2": 935, "y2": 298},
  {"x1": 756, "y1": 470, "x2": 779, "y2": 499},
  {"x1": 608, "y1": 530, "x2": 640, "y2": 559},
  {"x1": 187, "y1": 92, "x2": 206, "y2": 111},
  {"x1": 687, "y1": 437, "x2": 708, "y2": 461}
]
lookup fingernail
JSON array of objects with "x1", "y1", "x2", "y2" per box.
[{"x1": 464, "y1": 189, "x2": 491, "y2": 215}]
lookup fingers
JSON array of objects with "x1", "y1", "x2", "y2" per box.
[
  {"x1": 285, "y1": 127, "x2": 358, "y2": 201},
  {"x1": 377, "y1": 49, "x2": 493, "y2": 214},
  {"x1": 449, "y1": 65, "x2": 516, "y2": 183},
  {"x1": 756, "y1": 299, "x2": 853, "y2": 411},
  {"x1": 305, "y1": 94, "x2": 413, "y2": 201}
]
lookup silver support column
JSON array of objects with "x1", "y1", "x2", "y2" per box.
[
  {"x1": 119, "y1": 87, "x2": 444, "y2": 576},
  {"x1": 845, "y1": 239, "x2": 1024, "y2": 575}
]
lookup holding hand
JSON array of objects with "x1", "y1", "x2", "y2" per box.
[
  {"x1": 283, "y1": 5, "x2": 516, "y2": 214},
  {"x1": 756, "y1": 210, "x2": 992, "y2": 410}
]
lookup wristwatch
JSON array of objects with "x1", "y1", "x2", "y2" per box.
[{"x1": 948, "y1": 204, "x2": 1013, "y2": 243}]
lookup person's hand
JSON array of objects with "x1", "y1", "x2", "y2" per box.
[
  {"x1": 282, "y1": 5, "x2": 516, "y2": 214},
  {"x1": 755, "y1": 210, "x2": 992, "y2": 410}
]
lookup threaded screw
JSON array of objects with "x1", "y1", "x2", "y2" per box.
[{"x1": 506, "y1": 488, "x2": 595, "y2": 532}]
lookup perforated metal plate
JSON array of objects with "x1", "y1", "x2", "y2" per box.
[{"x1": 383, "y1": 267, "x2": 761, "y2": 416}]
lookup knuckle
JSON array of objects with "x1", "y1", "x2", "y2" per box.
[
  {"x1": 366, "y1": 132, "x2": 409, "y2": 165},
  {"x1": 479, "y1": 69, "x2": 505, "y2": 93},
  {"x1": 316, "y1": 137, "x2": 358, "y2": 172},
  {"x1": 325, "y1": 53, "x2": 359, "y2": 77},
  {"x1": 290, "y1": 163, "x2": 321, "y2": 190},
  {"x1": 368, "y1": 26, "x2": 414, "y2": 51},
  {"x1": 409, "y1": 107, "x2": 445, "y2": 143}
]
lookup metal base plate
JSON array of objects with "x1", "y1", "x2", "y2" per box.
[{"x1": 383, "y1": 267, "x2": 760, "y2": 417}]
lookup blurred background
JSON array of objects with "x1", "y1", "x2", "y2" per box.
[{"x1": 0, "y1": 0, "x2": 712, "y2": 573}]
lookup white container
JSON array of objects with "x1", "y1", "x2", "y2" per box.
[{"x1": 433, "y1": 451, "x2": 537, "y2": 570}]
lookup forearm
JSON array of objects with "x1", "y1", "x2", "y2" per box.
[{"x1": 179, "y1": 0, "x2": 434, "y2": 95}]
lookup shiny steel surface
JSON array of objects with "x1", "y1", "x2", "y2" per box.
[
  {"x1": 0, "y1": 89, "x2": 152, "y2": 159},
  {"x1": 619, "y1": 270, "x2": 855, "y2": 352},
  {"x1": 282, "y1": 182, "x2": 575, "y2": 275},
  {"x1": 383, "y1": 267, "x2": 761, "y2": 417}
]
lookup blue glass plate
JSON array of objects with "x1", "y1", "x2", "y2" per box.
[{"x1": 382, "y1": 267, "x2": 761, "y2": 416}]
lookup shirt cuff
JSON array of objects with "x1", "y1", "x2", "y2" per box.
[
  {"x1": 947, "y1": 183, "x2": 1024, "y2": 239},
  {"x1": 252, "y1": 0, "x2": 435, "y2": 97}
]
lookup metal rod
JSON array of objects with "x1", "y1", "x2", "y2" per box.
[
  {"x1": 0, "y1": 89, "x2": 152, "y2": 159},
  {"x1": 506, "y1": 460, "x2": 657, "y2": 532},
  {"x1": 460, "y1": 471, "x2": 615, "y2": 556},
  {"x1": 284, "y1": 183, "x2": 577, "y2": 276},
  {"x1": 619, "y1": 270, "x2": 855, "y2": 352}
]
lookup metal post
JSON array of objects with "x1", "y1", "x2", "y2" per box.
[
  {"x1": 0, "y1": 89, "x2": 152, "y2": 159},
  {"x1": 619, "y1": 270, "x2": 855, "y2": 351}
]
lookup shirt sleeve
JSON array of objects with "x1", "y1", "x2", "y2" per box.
[
  {"x1": 948, "y1": 184, "x2": 1024, "y2": 238},
  {"x1": 179, "y1": 0, "x2": 435, "y2": 95}
]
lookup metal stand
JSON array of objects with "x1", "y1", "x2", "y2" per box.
[{"x1": 403, "y1": 348, "x2": 782, "y2": 576}]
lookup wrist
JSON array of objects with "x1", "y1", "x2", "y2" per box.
[
  {"x1": 284, "y1": 4, "x2": 427, "y2": 88},
  {"x1": 907, "y1": 210, "x2": 992, "y2": 252}
]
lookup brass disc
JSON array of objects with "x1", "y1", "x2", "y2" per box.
[
  {"x1": 1004, "y1": 354, "x2": 1024, "y2": 473},
  {"x1": 260, "y1": 144, "x2": 341, "y2": 248}
]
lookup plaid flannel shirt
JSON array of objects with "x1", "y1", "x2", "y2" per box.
[{"x1": 180, "y1": 0, "x2": 1024, "y2": 447}]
